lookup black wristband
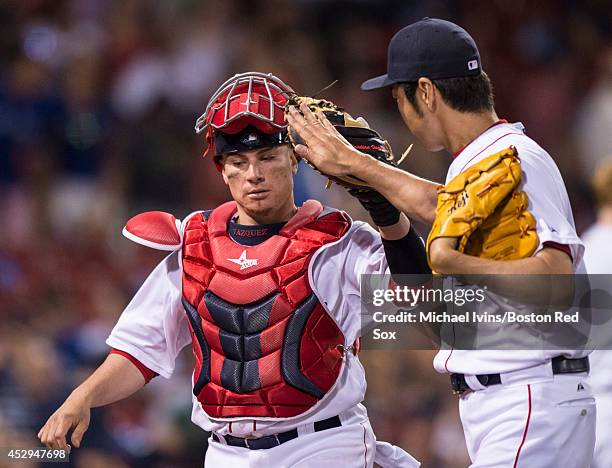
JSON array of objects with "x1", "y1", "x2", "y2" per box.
[
  {"x1": 348, "y1": 189, "x2": 400, "y2": 227},
  {"x1": 381, "y1": 225, "x2": 431, "y2": 275}
]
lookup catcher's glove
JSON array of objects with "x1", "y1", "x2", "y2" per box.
[
  {"x1": 426, "y1": 146, "x2": 538, "y2": 267},
  {"x1": 285, "y1": 96, "x2": 396, "y2": 189}
]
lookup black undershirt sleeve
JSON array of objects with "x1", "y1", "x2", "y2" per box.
[{"x1": 381, "y1": 225, "x2": 431, "y2": 276}]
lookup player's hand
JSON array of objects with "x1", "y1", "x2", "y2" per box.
[
  {"x1": 286, "y1": 102, "x2": 365, "y2": 177},
  {"x1": 38, "y1": 390, "x2": 91, "y2": 451}
]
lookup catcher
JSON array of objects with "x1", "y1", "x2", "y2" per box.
[
  {"x1": 38, "y1": 72, "x2": 426, "y2": 467},
  {"x1": 286, "y1": 18, "x2": 595, "y2": 468}
]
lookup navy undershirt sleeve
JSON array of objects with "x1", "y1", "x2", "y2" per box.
[{"x1": 381, "y1": 226, "x2": 431, "y2": 275}]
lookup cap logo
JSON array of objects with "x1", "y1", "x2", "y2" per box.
[
  {"x1": 242, "y1": 132, "x2": 260, "y2": 147},
  {"x1": 467, "y1": 59, "x2": 478, "y2": 71}
]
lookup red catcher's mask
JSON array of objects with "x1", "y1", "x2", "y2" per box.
[{"x1": 195, "y1": 72, "x2": 295, "y2": 169}]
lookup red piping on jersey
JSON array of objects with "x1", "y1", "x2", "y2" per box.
[
  {"x1": 513, "y1": 384, "x2": 532, "y2": 468},
  {"x1": 457, "y1": 132, "x2": 524, "y2": 173},
  {"x1": 543, "y1": 241, "x2": 573, "y2": 263},
  {"x1": 362, "y1": 423, "x2": 368, "y2": 468},
  {"x1": 110, "y1": 349, "x2": 158, "y2": 383},
  {"x1": 444, "y1": 324, "x2": 456, "y2": 373},
  {"x1": 452, "y1": 120, "x2": 509, "y2": 158}
]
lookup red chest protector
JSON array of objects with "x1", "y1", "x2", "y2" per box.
[{"x1": 181, "y1": 200, "x2": 351, "y2": 419}]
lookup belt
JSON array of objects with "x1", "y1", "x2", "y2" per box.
[
  {"x1": 211, "y1": 415, "x2": 342, "y2": 450},
  {"x1": 450, "y1": 356, "x2": 590, "y2": 395}
]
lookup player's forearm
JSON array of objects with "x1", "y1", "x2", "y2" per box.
[
  {"x1": 432, "y1": 247, "x2": 573, "y2": 276},
  {"x1": 378, "y1": 213, "x2": 411, "y2": 240},
  {"x1": 382, "y1": 223, "x2": 430, "y2": 275},
  {"x1": 70, "y1": 353, "x2": 146, "y2": 408},
  {"x1": 353, "y1": 154, "x2": 438, "y2": 225},
  {"x1": 431, "y1": 247, "x2": 575, "y2": 305}
]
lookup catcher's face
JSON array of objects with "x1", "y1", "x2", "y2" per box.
[
  {"x1": 392, "y1": 83, "x2": 445, "y2": 152},
  {"x1": 221, "y1": 145, "x2": 298, "y2": 224}
]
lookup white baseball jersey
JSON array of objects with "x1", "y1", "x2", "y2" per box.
[
  {"x1": 433, "y1": 121, "x2": 587, "y2": 375},
  {"x1": 583, "y1": 222, "x2": 612, "y2": 393},
  {"x1": 107, "y1": 218, "x2": 386, "y2": 437},
  {"x1": 583, "y1": 222, "x2": 612, "y2": 468},
  {"x1": 582, "y1": 223, "x2": 612, "y2": 275}
]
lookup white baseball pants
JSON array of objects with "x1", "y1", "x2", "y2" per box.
[
  {"x1": 459, "y1": 373, "x2": 596, "y2": 467},
  {"x1": 204, "y1": 418, "x2": 421, "y2": 468},
  {"x1": 204, "y1": 419, "x2": 375, "y2": 468}
]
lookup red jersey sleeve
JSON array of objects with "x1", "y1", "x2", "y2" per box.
[{"x1": 110, "y1": 348, "x2": 159, "y2": 383}]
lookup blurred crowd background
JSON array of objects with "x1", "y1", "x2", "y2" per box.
[{"x1": 0, "y1": 0, "x2": 610, "y2": 467}]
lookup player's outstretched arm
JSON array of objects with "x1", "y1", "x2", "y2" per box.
[
  {"x1": 354, "y1": 156, "x2": 438, "y2": 226},
  {"x1": 38, "y1": 353, "x2": 146, "y2": 451},
  {"x1": 286, "y1": 103, "x2": 438, "y2": 225},
  {"x1": 428, "y1": 239, "x2": 574, "y2": 276},
  {"x1": 430, "y1": 240, "x2": 575, "y2": 305}
]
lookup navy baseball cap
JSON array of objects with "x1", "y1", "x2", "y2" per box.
[{"x1": 361, "y1": 18, "x2": 482, "y2": 90}]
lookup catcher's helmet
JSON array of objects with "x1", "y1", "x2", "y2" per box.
[{"x1": 195, "y1": 72, "x2": 295, "y2": 164}]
